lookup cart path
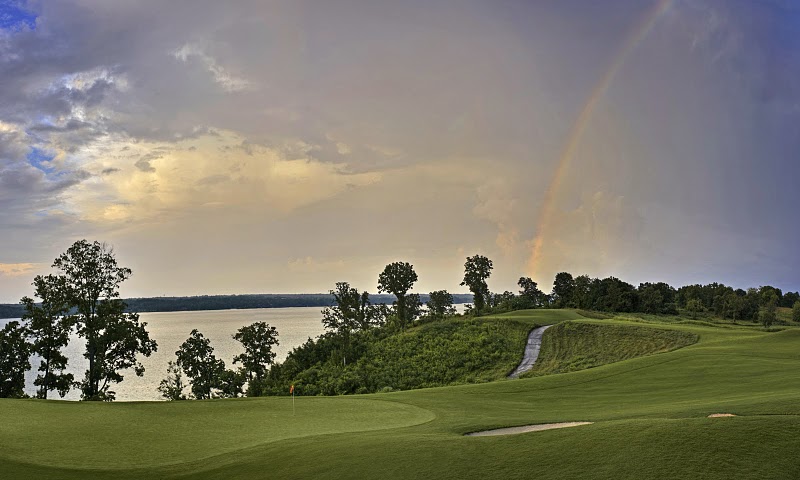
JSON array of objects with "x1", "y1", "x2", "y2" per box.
[{"x1": 508, "y1": 325, "x2": 552, "y2": 378}]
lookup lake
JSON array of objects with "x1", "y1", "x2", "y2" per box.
[{"x1": 2, "y1": 304, "x2": 465, "y2": 401}]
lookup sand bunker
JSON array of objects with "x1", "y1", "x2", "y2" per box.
[
  {"x1": 707, "y1": 413, "x2": 736, "y2": 418},
  {"x1": 466, "y1": 422, "x2": 593, "y2": 437}
]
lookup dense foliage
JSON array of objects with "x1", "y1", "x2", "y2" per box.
[
  {"x1": 0, "y1": 321, "x2": 30, "y2": 398},
  {"x1": 257, "y1": 316, "x2": 531, "y2": 396},
  {"x1": 528, "y1": 271, "x2": 799, "y2": 325}
]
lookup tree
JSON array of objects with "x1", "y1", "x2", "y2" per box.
[
  {"x1": 460, "y1": 255, "x2": 493, "y2": 312},
  {"x1": 782, "y1": 292, "x2": 800, "y2": 308},
  {"x1": 518, "y1": 277, "x2": 543, "y2": 308},
  {"x1": 426, "y1": 290, "x2": 456, "y2": 318},
  {"x1": 793, "y1": 301, "x2": 800, "y2": 323},
  {"x1": 21, "y1": 274, "x2": 75, "y2": 399},
  {"x1": 572, "y1": 275, "x2": 592, "y2": 309},
  {"x1": 686, "y1": 298, "x2": 704, "y2": 319},
  {"x1": 158, "y1": 361, "x2": 188, "y2": 401},
  {"x1": 0, "y1": 321, "x2": 31, "y2": 398},
  {"x1": 377, "y1": 262, "x2": 418, "y2": 329},
  {"x1": 233, "y1": 322, "x2": 279, "y2": 395},
  {"x1": 175, "y1": 329, "x2": 226, "y2": 399},
  {"x1": 217, "y1": 369, "x2": 246, "y2": 398},
  {"x1": 321, "y1": 282, "x2": 384, "y2": 365},
  {"x1": 638, "y1": 285, "x2": 664, "y2": 315},
  {"x1": 760, "y1": 291, "x2": 778, "y2": 329},
  {"x1": 53, "y1": 240, "x2": 157, "y2": 400},
  {"x1": 552, "y1": 272, "x2": 576, "y2": 308}
]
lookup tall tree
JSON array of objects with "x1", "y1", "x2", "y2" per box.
[
  {"x1": 552, "y1": 272, "x2": 576, "y2": 308},
  {"x1": 21, "y1": 274, "x2": 75, "y2": 399},
  {"x1": 518, "y1": 277, "x2": 543, "y2": 308},
  {"x1": 321, "y1": 282, "x2": 383, "y2": 365},
  {"x1": 686, "y1": 298, "x2": 704, "y2": 319},
  {"x1": 176, "y1": 329, "x2": 226, "y2": 399},
  {"x1": 760, "y1": 291, "x2": 778, "y2": 329},
  {"x1": 793, "y1": 301, "x2": 800, "y2": 323},
  {"x1": 638, "y1": 284, "x2": 664, "y2": 314},
  {"x1": 0, "y1": 321, "x2": 31, "y2": 398},
  {"x1": 426, "y1": 290, "x2": 456, "y2": 318},
  {"x1": 53, "y1": 240, "x2": 157, "y2": 400},
  {"x1": 460, "y1": 255, "x2": 493, "y2": 312},
  {"x1": 233, "y1": 322, "x2": 279, "y2": 394},
  {"x1": 377, "y1": 262, "x2": 419, "y2": 330}
]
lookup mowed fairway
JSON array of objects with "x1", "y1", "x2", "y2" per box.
[{"x1": 2, "y1": 311, "x2": 799, "y2": 479}]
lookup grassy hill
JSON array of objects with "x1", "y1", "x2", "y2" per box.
[
  {"x1": 1, "y1": 310, "x2": 799, "y2": 479},
  {"x1": 524, "y1": 320, "x2": 698, "y2": 376}
]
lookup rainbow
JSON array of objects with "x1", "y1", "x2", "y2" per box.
[{"x1": 527, "y1": 0, "x2": 673, "y2": 279}]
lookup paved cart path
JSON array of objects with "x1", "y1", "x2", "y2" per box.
[{"x1": 508, "y1": 325, "x2": 552, "y2": 378}]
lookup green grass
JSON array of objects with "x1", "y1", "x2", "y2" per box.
[
  {"x1": 1, "y1": 310, "x2": 799, "y2": 479},
  {"x1": 523, "y1": 321, "x2": 698, "y2": 376}
]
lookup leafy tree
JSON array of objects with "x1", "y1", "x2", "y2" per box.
[
  {"x1": 405, "y1": 293, "x2": 423, "y2": 324},
  {"x1": 518, "y1": 277, "x2": 544, "y2": 307},
  {"x1": 552, "y1": 272, "x2": 576, "y2": 308},
  {"x1": 572, "y1": 275, "x2": 592, "y2": 309},
  {"x1": 233, "y1": 322, "x2": 279, "y2": 395},
  {"x1": 217, "y1": 368, "x2": 246, "y2": 398},
  {"x1": 176, "y1": 329, "x2": 226, "y2": 399},
  {"x1": 158, "y1": 360, "x2": 188, "y2": 401},
  {"x1": 321, "y1": 282, "x2": 384, "y2": 365},
  {"x1": 793, "y1": 301, "x2": 800, "y2": 323},
  {"x1": 426, "y1": 290, "x2": 456, "y2": 318},
  {"x1": 377, "y1": 262, "x2": 418, "y2": 329},
  {"x1": 0, "y1": 321, "x2": 31, "y2": 398},
  {"x1": 21, "y1": 274, "x2": 75, "y2": 399},
  {"x1": 639, "y1": 286, "x2": 664, "y2": 315},
  {"x1": 723, "y1": 292, "x2": 745, "y2": 322},
  {"x1": 686, "y1": 298, "x2": 704, "y2": 319},
  {"x1": 460, "y1": 255, "x2": 493, "y2": 312},
  {"x1": 782, "y1": 292, "x2": 800, "y2": 308},
  {"x1": 53, "y1": 240, "x2": 157, "y2": 400},
  {"x1": 760, "y1": 291, "x2": 778, "y2": 329}
]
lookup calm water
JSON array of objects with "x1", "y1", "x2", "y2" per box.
[
  {"x1": 2, "y1": 304, "x2": 465, "y2": 401},
  {"x1": 3, "y1": 307, "x2": 326, "y2": 401}
]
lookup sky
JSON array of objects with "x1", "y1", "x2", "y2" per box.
[{"x1": 0, "y1": 0, "x2": 798, "y2": 302}]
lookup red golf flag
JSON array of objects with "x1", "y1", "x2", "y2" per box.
[{"x1": 290, "y1": 385, "x2": 294, "y2": 394}]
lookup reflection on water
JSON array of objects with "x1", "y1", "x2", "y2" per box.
[{"x1": 3, "y1": 307, "x2": 326, "y2": 401}]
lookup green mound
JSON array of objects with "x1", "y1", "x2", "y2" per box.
[
  {"x1": 524, "y1": 321, "x2": 698, "y2": 377},
  {"x1": 0, "y1": 396, "x2": 433, "y2": 472},
  {"x1": 274, "y1": 310, "x2": 585, "y2": 395}
]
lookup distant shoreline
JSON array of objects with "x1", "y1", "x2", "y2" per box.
[{"x1": 0, "y1": 293, "x2": 473, "y2": 319}]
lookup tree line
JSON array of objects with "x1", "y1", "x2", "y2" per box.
[{"x1": 3, "y1": 244, "x2": 797, "y2": 400}]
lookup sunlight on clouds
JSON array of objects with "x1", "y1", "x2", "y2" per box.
[
  {"x1": 0, "y1": 263, "x2": 41, "y2": 277},
  {"x1": 66, "y1": 130, "x2": 382, "y2": 227}
]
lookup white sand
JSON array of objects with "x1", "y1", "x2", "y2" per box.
[
  {"x1": 466, "y1": 422, "x2": 593, "y2": 437},
  {"x1": 707, "y1": 413, "x2": 736, "y2": 418}
]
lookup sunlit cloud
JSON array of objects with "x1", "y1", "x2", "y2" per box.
[{"x1": 0, "y1": 263, "x2": 41, "y2": 277}]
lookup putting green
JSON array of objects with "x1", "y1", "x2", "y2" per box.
[{"x1": 0, "y1": 396, "x2": 434, "y2": 471}]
